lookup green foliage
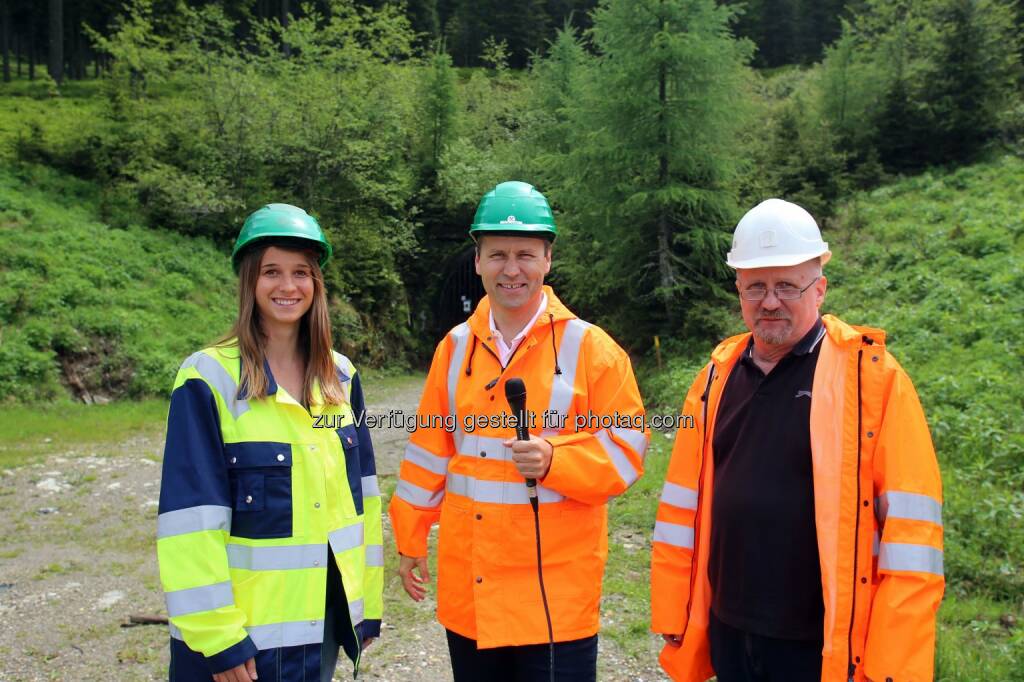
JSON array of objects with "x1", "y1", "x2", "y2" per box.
[
  {"x1": 418, "y1": 45, "x2": 459, "y2": 175},
  {"x1": 723, "y1": 0, "x2": 851, "y2": 68},
  {"x1": 21, "y1": 0, "x2": 425, "y2": 365},
  {"x1": 819, "y1": 0, "x2": 1022, "y2": 172},
  {"x1": 83, "y1": 0, "x2": 172, "y2": 101},
  {"x1": 826, "y1": 155, "x2": 1024, "y2": 600},
  {"x1": 0, "y1": 164, "x2": 236, "y2": 403},
  {"x1": 537, "y1": 0, "x2": 753, "y2": 346},
  {"x1": 479, "y1": 36, "x2": 510, "y2": 72},
  {"x1": 745, "y1": 68, "x2": 851, "y2": 219}
]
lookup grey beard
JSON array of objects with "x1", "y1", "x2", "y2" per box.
[{"x1": 754, "y1": 321, "x2": 792, "y2": 345}]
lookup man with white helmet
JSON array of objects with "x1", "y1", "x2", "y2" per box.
[{"x1": 650, "y1": 199, "x2": 944, "y2": 682}]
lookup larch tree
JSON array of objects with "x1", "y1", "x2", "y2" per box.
[{"x1": 547, "y1": 0, "x2": 752, "y2": 342}]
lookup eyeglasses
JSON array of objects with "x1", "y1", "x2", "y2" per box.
[{"x1": 740, "y1": 277, "x2": 819, "y2": 302}]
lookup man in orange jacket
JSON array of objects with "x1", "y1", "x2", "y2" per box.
[
  {"x1": 650, "y1": 199, "x2": 944, "y2": 682},
  {"x1": 389, "y1": 181, "x2": 648, "y2": 681}
]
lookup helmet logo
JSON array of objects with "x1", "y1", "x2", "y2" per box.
[
  {"x1": 759, "y1": 230, "x2": 777, "y2": 248},
  {"x1": 499, "y1": 215, "x2": 523, "y2": 225}
]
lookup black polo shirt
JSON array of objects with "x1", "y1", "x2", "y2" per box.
[{"x1": 708, "y1": 318, "x2": 826, "y2": 641}]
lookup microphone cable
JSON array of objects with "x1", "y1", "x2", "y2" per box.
[
  {"x1": 529, "y1": 492, "x2": 555, "y2": 682},
  {"x1": 506, "y1": 377, "x2": 555, "y2": 682}
]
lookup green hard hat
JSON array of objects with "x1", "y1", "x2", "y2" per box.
[
  {"x1": 231, "y1": 203, "x2": 333, "y2": 273},
  {"x1": 469, "y1": 181, "x2": 557, "y2": 241}
]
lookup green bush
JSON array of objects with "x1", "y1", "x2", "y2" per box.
[{"x1": 0, "y1": 165, "x2": 236, "y2": 403}]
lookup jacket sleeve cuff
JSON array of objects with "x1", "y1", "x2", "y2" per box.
[
  {"x1": 204, "y1": 635, "x2": 259, "y2": 675},
  {"x1": 539, "y1": 433, "x2": 585, "y2": 485},
  {"x1": 358, "y1": 619, "x2": 382, "y2": 640}
]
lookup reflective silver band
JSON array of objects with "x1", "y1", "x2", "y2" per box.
[
  {"x1": 653, "y1": 520, "x2": 695, "y2": 549},
  {"x1": 660, "y1": 482, "x2": 698, "y2": 511},
  {"x1": 365, "y1": 544, "x2": 384, "y2": 567},
  {"x1": 328, "y1": 524, "x2": 365, "y2": 555},
  {"x1": 542, "y1": 319, "x2": 591, "y2": 437},
  {"x1": 446, "y1": 323, "x2": 471, "y2": 431},
  {"x1": 165, "y1": 580, "x2": 234, "y2": 618},
  {"x1": 348, "y1": 598, "x2": 365, "y2": 626},
  {"x1": 458, "y1": 434, "x2": 511, "y2": 461},
  {"x1": 157, "y1": 505, "x2": 232, "y2": 539},
  {"x1": 226, "y1": 543, "x2": 328, "y2": 571},
  {"x1": 333, "y1": 353, "x2": 355, "y2": 380},
  {"x1": 447, "y1": 472, "x2": 564, "y2": 505},
  {"x1": 404, "y1": 442, "x2": 450, "y2": 475},
  {"x1": 595, "y1": 429, "x2": 640, "y2": 487},
  {"x1": 333, "y1": 352, "x2": 355, "y2": 401},
  {"x1": 878, "y1": 542, "x2": 944, "y2": 576},
  {"x1": 361, "y1": 475, "x2": 380, "y2": 498},
  {"x1": 611, "y1": 426, "x2": 649, "y2": 459},
  {"x1": 876, "y1": 491, "x2": 943, "y2": 527},
  {"x1": 395, "y1": 480, "x2": 445, "y2": 508},
  {"x1": 181, "y1": 351, "x2": 249, "y2": 419},
  {"x1": 169, "y1": 619, "x2": 326, "y2": 650},
  {"x1": 247, "y1": 619, "x2": 324, "y2": 649}
]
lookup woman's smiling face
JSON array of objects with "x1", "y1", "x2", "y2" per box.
[{"x1": 254, "y1": 246, "x2": 316, "y2": 329}]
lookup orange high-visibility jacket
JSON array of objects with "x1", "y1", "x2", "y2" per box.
[
  {"x1": 389, "y1": 286, "x2": 648, "y2": 648},
  {"x1": 651, "y1": 315, "x2": 944, "y2": 682}
]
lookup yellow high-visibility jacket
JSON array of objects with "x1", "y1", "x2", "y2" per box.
[
  {"x1": 651, "y1": 315, "x2": 944, "y2": 682},
  {"x1": 156, "y1": 341, "x2": 382, "y2": 679},
  {"x1": 389, "y1": 286, "x2": 649, "y2": 648}
]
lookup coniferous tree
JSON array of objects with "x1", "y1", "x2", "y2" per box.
[
  {"x1": 546, "y1": 0, "x2": 752, "y2": 342},
  {"x1": 924, "y1": 0, "x2": 1021, "y2": 163},
  {"x1": 421, "y1": 44, "x2": 458, "y2": 174},
  {"x1": 48, "y1": 0, "x2": 63, "y2": 83},
  {"x1": 407, "y1": 0, "x2": 441, "y2": 48},
  {"x1": 2, "y1": 1, "x2": 10, "y2": 82}
]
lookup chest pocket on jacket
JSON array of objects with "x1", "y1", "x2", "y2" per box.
[{"x1": 225, "y1": 442, "x2": 293, "y2": 539}]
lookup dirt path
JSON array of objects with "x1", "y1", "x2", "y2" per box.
[{"x1": 0, "y1": 375, "x2": 668, "y2": 681}]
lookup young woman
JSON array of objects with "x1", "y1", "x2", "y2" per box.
[{"x1": 156, "y1": 204, "x2": 382, "y2": 682}]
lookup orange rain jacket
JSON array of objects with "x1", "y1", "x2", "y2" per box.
[
  {"x1": 389, "y1": 286, "x2": 648, "y2": 648},
  {"x1": 651, "y1": 315, "x2": 944, "y2": 682}
]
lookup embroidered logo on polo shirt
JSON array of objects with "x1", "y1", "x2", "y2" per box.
[{"x1": 795, "y1": 390, "x2": 812, "y2": 399}]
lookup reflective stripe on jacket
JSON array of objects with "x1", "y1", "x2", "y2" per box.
[
  {"x1": 651, "y1": 314, "x2": 944, "y2": 682},
  {"x1": 389, "y1": 286, "x2": 648, "y2": 648},
  {"x1": 156, "y1": 341, "x2": 383, "y2": 677}
]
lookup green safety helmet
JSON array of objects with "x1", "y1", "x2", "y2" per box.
[
  {"x1": 231, "y1": 203, "x2": 333, "y2": 273},
  {"x1": 469, "y1": 181, "x2": 557, "y2": 242}
]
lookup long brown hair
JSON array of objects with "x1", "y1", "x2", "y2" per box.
[{"x1": 218, "y1": 242, "x2": 346, "y2": 406}]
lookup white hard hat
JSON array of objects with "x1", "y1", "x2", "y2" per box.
[{"x1": 726, "y1": 198, "x2": 831, "y2": 269}]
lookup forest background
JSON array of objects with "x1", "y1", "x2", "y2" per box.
[{"x1": 0, "y1": 0, "x2": 1022, "y2": 678}]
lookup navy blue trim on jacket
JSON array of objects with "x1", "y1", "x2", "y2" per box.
[
  {"x1": 336, "y1": 372, "x2": 377, "y2": 516},
  {"x1": 159, "y1": 379, "x2": 230, "y2": 514}
]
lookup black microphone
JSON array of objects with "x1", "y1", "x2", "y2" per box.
[{"x1": 504, "y1": 378, "x2": 537, "y2": 498}]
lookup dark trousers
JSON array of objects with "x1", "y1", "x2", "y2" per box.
[
  {"x1": 708, "y1": 611, "x2": 823, "y2": 682},
  {"x1": 321, "y1": 549, "x2": 355, "y2": 682},
  {"x1": 445, "y1": 629, "x2": 598, "y2": 682}
]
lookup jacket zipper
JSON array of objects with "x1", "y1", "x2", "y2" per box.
[
  {"x1": 680, "y1": 364, "x2": 716, "y2": 644},
  {"x1": 847, "y1": 342, "x2": 868, "y2": 681}
]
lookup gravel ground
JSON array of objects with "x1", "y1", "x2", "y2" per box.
[{"x1": 0, "y1": 375, "x2": 668, "y2": 681}]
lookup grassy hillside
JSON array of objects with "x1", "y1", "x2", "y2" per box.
[
  {"x1": 640, "y1": 154, "x2": 1024, "y2": 677},
  {"x1": 0, "y1": 164, "x2": 236, "y2": 403}
]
